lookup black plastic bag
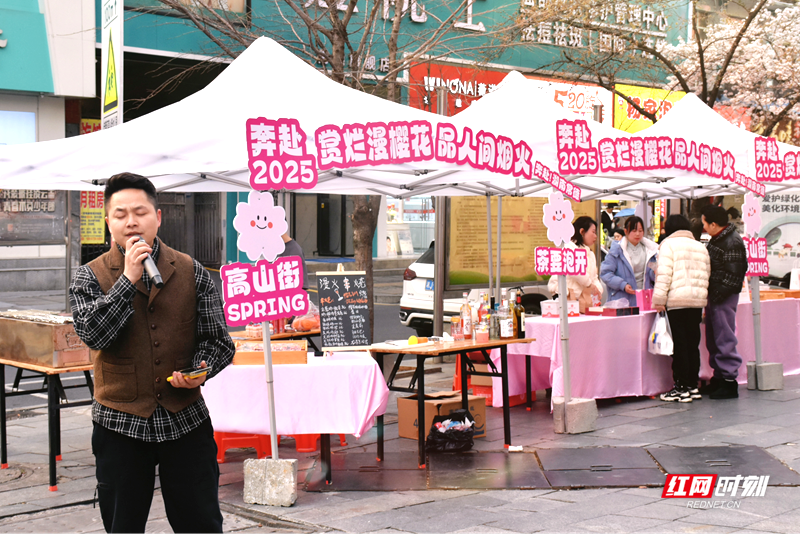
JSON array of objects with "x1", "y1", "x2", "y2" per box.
[{"x1": 425, "y1": 409, "x2": 475, "y2": 453}]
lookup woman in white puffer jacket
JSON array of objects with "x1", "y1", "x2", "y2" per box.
[{"x1": 653, "y1": 214, "x2": 711, "y2": 404}]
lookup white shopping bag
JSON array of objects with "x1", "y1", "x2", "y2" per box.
[{"x1": 648, "y1": 312, "x2": 674, "y2": 356}]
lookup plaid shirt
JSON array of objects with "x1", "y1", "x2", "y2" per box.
[
  {"x1": 70, "y1": 238, "x2": 235, "y2": 442},
  {"x1": 706, "y1": 224, "x2": 748, "y2": 304}
]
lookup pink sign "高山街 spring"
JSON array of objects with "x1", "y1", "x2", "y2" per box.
[{"x1": 220, "y1": 257, "x2": 309, "y2": 327}]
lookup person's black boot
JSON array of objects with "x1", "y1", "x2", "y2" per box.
[
  {"x1": 699, "y1": 376, "x2": 722, "y2": 395},
  {"x1": 709, "y1": 379, "x2": 739, "y2": 399}
]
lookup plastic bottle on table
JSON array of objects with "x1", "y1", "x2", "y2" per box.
[
  {"x1": 460, "y1": 291, "x2": 472, "y2": 340},
  {"x1": 498, "y1": 298, "x2": 514, "y2": 340}
]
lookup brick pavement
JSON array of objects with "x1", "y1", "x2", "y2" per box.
[{"x1": 1, "y1": 368, "x2": 800, "y2": 532}]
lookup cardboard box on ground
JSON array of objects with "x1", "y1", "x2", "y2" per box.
[
  {"x1": 470, "y1": 363, "x2": 494, "y2": 387},
  {"x1": 397, "y1": 391, "x2": 486, "y2": 440}
]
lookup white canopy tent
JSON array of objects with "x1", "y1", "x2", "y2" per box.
[
  {"x1": 0, "y1": 37, "x2": 749, "y2": 202},
  {"x1": 0, "y1": 36, "x2": 777, "y2": 415}
]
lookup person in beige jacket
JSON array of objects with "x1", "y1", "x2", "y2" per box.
[
  {"x1": 548, "y1": 216, "x2": 603, "y2": 312},
  {"x1": 653, "y1": 214, "x2": 711, "y2": 403}
]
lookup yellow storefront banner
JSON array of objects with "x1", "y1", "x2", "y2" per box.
[
  {"x1": 613, "y1": 84, "x2": 685, "y2": 133},
  {"x1": 80, "y1": 191, "x2": 106, "y2": 245},
  {"x1": 448, "y1": 197, "x2": 597, "y2": 286}
]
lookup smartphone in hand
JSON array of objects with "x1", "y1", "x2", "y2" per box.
[{"x1": 166, "y1": 366, "x2": 213, "y2": 382}]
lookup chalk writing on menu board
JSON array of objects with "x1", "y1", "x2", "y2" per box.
[{"x1": 317, "y1": 271, "x2": 371, "y2": 350}]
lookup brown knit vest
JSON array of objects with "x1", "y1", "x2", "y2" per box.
[{"x1": 88, "y1": 241, "x2": 200, "y2": 418}]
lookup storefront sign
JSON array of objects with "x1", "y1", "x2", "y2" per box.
[
  {"x1": 524, "y1": 76, "x2": 614, "y2": 127},
  {"x1": 408, "y1": 62, "x2": 508, "y2": 116},
  {"x1": 80, "y1": 119, "x2": 101, "y2": 135},
  {"x1": 101, "y1": 0, "x2": 123, "y2": 129},
  {"x1": 220, "y1": 257, "x2": 308, "y2": 326},
  {"x1": 521, "y1": 2, "x2": 670, "y2": 57},
  {"x1": 613, "y1": 84, "x2": 685, "y2": 133},
  {"x1": 555, "y1": 118, "x2": 765, "y2": 197},
  {"x1": 80, "y1": 191, "x2": 105, "y2": 245},
  {"x1": 534, "y1": 247, "x2": 588, "y2": 276},
  {"x1": 246, "y1": 118, "x2": 318, "y2": 190},
  {"x1": 0, "y1": 189, "x2": 64, "y2": 244}
]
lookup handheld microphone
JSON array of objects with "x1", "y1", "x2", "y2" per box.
[{"x1": 137, "y1": 236, "x2": 164, "y2": 288}]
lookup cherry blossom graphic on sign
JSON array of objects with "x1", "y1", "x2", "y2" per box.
[
  {"x1": 742, "y1": 193, "x2": 762, "y2": 238},
  {"x1": 542, "y1": 191, "x2": 575, "y2": 247},
  {"x1": 233, "y1": 191, "x2": 288, "y2": 262}
]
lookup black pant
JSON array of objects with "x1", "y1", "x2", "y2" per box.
[
  {"x1": 92, "y1": 418, "x2": 223, "y2": 533},
  {"x1": 666, "y1": 307, "x2": 703, "y2": 389}
]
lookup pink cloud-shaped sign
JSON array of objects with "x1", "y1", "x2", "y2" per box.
[
  {"x1": 742, "y1": 193, "x2": 762, "y2": 238},
  {"x1": 542, "y1": 191, "x2": 575, "y2": 247},
  {"x1": 233, "y1": 191, "x2": 288, "y2": 262}
]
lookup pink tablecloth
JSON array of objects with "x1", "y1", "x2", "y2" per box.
[
  {"x1": 488, "y1": 298, "x2": 800, "y2": 403},
  {"x1": 203, "y1": 352, "x2": 389, "y2": 438}
]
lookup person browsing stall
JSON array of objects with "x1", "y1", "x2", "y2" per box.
[
  {"x1": 547, "y1": 216, "x2": 604, "y2": 313},
  {"x1": 600, "y1": 215, "x2": 658, "y2": 306},
  {"x1": 652, "y1": 215, "x2": 711, "y2": 404},
  {"x1": 69, "y1": 173, "x2": 235, "y2": 533},
  {"x1": 699, "y1": 205, "x2": 748, "y2": 400}
]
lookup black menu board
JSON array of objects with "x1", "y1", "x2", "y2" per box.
[{"x1": 316, "y1": 271, "x2": 371, "y2": 350}]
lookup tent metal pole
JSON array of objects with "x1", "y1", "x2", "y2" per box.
[
  {"x1": 751, "y1": 276, "x2": 763, "y2": 366},
  {"x1": 595, "y1": 200, "x2": 602, "y2": 270},
  {"x1": 261, "y1": 321, "x2": 279, "y2": 460},
  {"x1": 64, "y1": 192, "x2": 72, "y2": 313},
  {"x1": 433, "y1": 196, "x2": 446, "y2": 337},
  {"x1": 558, "y1": 273, "x2": 572, "y2": 405},
  {"x1": 486, "y1": 194, "x2": 493, "y2": 304},
  {"x1": 495, "y1": 196, "x2": 502, "y2": 306}
]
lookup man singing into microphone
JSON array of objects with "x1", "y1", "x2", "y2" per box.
[{"x1": 69, "y1": 173, "x2": 234, "y2": 533}]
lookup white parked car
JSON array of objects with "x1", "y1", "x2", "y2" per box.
[{"x1": 399, "y1": 242, "x2": 550, "y2": 337}]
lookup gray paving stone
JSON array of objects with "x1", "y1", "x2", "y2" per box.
[
  {"x1": 706, "y1": 423, "x2": 784, "y2": 437},
  {"x1": 539, "y1": 489, "x2": 626, "y2": 504},
  {"x1": 483, "y1": 510, "x2": 552, "y2": 532},
  {"x1": 287, "y1": 492, "x2": 435, "y2": 523},
  {"x1": 590, "y1": 423, "x2": 662, "y2": 440},
  {"x1": 388, "y1": 507, "x2": 504, "y2": 534},
  {"x1": 492, "y1": 497, "x2": 570, "y2": 513},
  {"x1": 680, "y1": 507, "x2": 769, "y2": 529},
  {"x1": 631, "y1": 520, "x2": 740, "y2": 533},
  {"x1": 593, "y1": 414, "x2": 647, "y2": 430},
  {"x1": 321, "y1": 508, "x2": 420, "y2": 533},
  {"x1": 488, "y1": 489, "x2": 557, "y2": 501},
  {"x1": 720, "y1": 428, "x2": 800, "y2": 448},
  {"x1": 569, "y1": 514, "x2": 668, "y2": 533},
  {"x1": 615, "y1": 501, "x2": 701, "y2": 521},
  {"x1": 449, "y1": 526, "x2": 519, "y2": 534},
  {"x1": 758, "y1": 414, "x2": 800, "y2": 428}
]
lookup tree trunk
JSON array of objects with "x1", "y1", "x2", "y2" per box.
[
  {"x1": 352, "y1": 195, "x2": 382, "y2": 342},
  {"x1": 386, "y1": 0, "x2": 404, "y2": 102},
  {"x1": 331, "y1": 33, "x2": 347, "y2": 84}
]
